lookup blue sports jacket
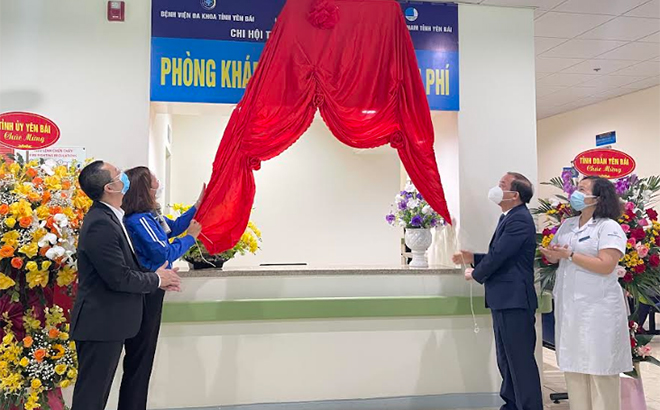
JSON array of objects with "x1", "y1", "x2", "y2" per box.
[{"x1": 124, "y1": 206, "x2": 197, "y2": 271}]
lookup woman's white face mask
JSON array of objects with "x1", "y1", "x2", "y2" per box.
[{"x1": 151, "y1": 178, "x2": 164, "y2": 199}]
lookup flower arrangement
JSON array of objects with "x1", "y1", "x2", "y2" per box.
[
  {"x1": 0, "y1": 156, "x2": 92, "y2": 305},
  {"x1": 533, "y1": 171, "x2": 660, "y2": 306},
  {"x1": 0, "y1": 154, "x2": 91, "y2": 409},
  {"x1": 629, "y1": 320, "x2": 660, "y2": 377},
  {"x1": 167, "y1": 204, "x2": 262, "y2": 269},
  {"x1": 386, "y1": 181, "x2": 444, "y2": 229},
  {"x1": 0, "y1": 306, "x2": 77, "y2": 409}
]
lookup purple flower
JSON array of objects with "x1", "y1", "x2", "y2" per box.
[
  {"x1": 563, "y1": 182, "x2": 576, "y2": 196},
  {"x1": 430, "y1": 218, "x2": 438, "y2": 227},
  {"x1": 416, "y1": 193, "x2": 423, "y2": 200},
  {"x1": 410, "y1": 215, "x2": 423, "y2": 227},
  {"x1": 561, "y1": 170, "x2": 573, "y2": 183},
  {"x1": 398, "y1": 201, "x2": 408, "y2": 210},
  {"x1": 385, "y1": 214, "x2": 395, "y2": 224},
  {"x1": 551, "y1": 226, "x2": 559, "y2": 234},
  {"x1": 630, "y1": 174, "x2": 639, "y2": 186},
  {"x1": 615, "y1": 178, "x2": 630, "y2": 195}
]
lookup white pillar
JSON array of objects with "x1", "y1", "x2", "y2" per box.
[{"x1": 457, "y1": 4, "x2": 538, "y2": 252}]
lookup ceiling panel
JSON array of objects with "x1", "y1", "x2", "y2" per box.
[
  {"x1": 540, "y1": 39, "x2": 627, "y2": 58},
  {"x1": 561, "y1": 59, "x2": 636, "y2": 74},
  {"x1": 536, "y1": 84, "x2": 568, "y2": 97},
  {"x1": 597, "y1": 41, "x2": 660, "y2": 60},
  {"x1": 592, "y1": 87, "x2": 640, "y2": 99},
  {"x1": 537, "y1": 87, "x2": 600, "y2": 106},
  {"x1": 536, "y1": 57, "x2": 584, "y2": 72},
  {"x1": 535, "y1": 37, "x2": 568, "y2": 54},
  {"x1": 638, "y1": 31, "x2": 660, "y2": 42},
  {"x1": 536, "y1": 71, "x2": 552, "y2": 80},
  {"x1": 625, "y1": 0, "x2": 660, "y2": 18},
  {"x1": 497, "y1": 0, "x2": 660, "y2": 119},
  {"x1": 555, "y1": 0, "x2": 649, "y2": 16},
  {"x1": 481, "y1": 0, "x2": 567, "y2": 7},
  {"x1": 577, "y1": 74, "x2": 649, "y2": 87},
  {"x1": 613, "y1": 60, "x2": 660, "y2": 76},
  {"x1": 620, "y1": 75, "x2": 660, "y2": 90},
  {"x1": 535, "y1": 9, "x2": 549, "y2": 19},
  {"x1": 535, "y1": 12, "x2": 613, "y2": 38},
  {"x1": 578, "y1": 17, "x2": 660, "y2": 41},
  {"x1": 536, "y1": 72, "x2": 601, "y2": 86}
]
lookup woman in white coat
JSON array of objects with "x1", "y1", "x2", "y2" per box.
[{"x1": 541, "y1": 176, "x2": 631, "y2": 410}]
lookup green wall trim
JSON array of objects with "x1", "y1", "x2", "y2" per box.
[{"x1": 162, "y1": 294, "x2": 552, "y2": 323}]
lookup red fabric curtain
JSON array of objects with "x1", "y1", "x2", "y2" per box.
[{"x1": 197, "y1": 0, "x2": 451, "y2": 254}]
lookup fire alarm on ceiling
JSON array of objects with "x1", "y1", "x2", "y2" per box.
[{"x1": 107, "y1": 1, "x2": 125, "y2": 22}]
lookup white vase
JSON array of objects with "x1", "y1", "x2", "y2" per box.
[{"x1": 405, "y1": 228, "x2": 432, "y2": 268}]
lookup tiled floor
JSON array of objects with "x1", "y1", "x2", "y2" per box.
[{"x1": 542, "y1": 338, "x2": 660, "y2": 410}]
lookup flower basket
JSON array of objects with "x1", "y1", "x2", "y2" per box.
[
  {"x1": 1, "y1": 155, "x2": 89, "y2": 408},
  {"x1": 168, "y1": 204, "x2": 261, "y2": 270},
  {"x1": 3, "y1": 388, "x2": 65, "y2": 410}
]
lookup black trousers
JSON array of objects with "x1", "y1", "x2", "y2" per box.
[
  {"x1": 72, "y1": 290, "x2": 165, "y2": 410},
  {"x1": 491, "y1": 308, "x2": 544, "y2": 410}
]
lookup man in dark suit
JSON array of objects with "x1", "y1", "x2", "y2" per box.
[
  {"x1": 453, "y1": 172, "x2": 542, "y2": 410},
  {"x1": 71, "y1": 160, "x2": 181, "y2": 410}
]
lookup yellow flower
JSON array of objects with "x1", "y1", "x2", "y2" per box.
[
  {"x1": 19, "y1": 357, "x2": 29, "y2": 367},
  {"x1": 19, "y1": 243, "x2": 39, "y2": 259},
  {"x1": 0, "y1": 372, "x2": 23, "y2": 394},
  {"x1": 54, "y1": 166, "x2": 68, "y2": 178},
  {"x1": 4, "y1": 217, "x2": 16, "y2": 229},
  {"x1": 35, "y1": 206, "x2": 50, "y2": 220},
  {"x1": 23, "y1": 315, "x2": 41, "y2": 331},
  {"x1": 73, "y1": 194, "x2": 92, "y2": 210},
  {"x1": 60, "y1": 379, "x2": 71, "y2": 388},
  {"x1": 2, "y1": 231, "x2": 20, "y2": 248},
  {"x1": 26, "y1": 262, "x2": 50, "y2": 289},
  {"x1": 2, "y1": 334, "x2": 14, "y2": 344},
  {"x1": 67, "y1": 368, "x2": 77, "y2": 379},
  {"x1": 8, "y1": 163, "x2": 20, "y2": 175},
  {"x1": 0, "y1": 273, "x2": 16, "y2": 290},
  {"x1": 59, "y1": 332, "x2": 70, "y2": 341},
  {"x1": 12, "y1": 183, "x2": 33, "y2": 196},
  {"x1": 63, "y1": 207, "x2": 76, "y2": 220},
  {"x1": 44, "y1": 176, "x2": 62, "y2": 191},
  {"x1": 248, "y1": 221, "x2": 262, "y2": 239},
  {"x1": 56, "y1": 266, "x2": 77, "y2": 287},
  {"x1": 9, "y1": 200, "x2": 33, "y2": 219},
  {"x1": 54, "y1": 364, "x2": 67, "y2": 375},
  {"x1": 30, "y1": 379, "x2": 42, "y2": 390}
]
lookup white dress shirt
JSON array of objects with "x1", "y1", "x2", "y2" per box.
[{"x1": 100, "y1": 201, "x2": 135, "y2": 253}]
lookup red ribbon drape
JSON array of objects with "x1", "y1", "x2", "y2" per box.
[{"x1": 197, "y1": 0, "x2": 451, "y2": 254}]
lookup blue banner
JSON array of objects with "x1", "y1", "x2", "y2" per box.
[{"x1": 151, "y1": 1, "x2": 459, "y2": 110}]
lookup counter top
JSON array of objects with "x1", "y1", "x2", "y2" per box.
[{"x1": 178, "y1": 265, "x2": 461, "y2": 278}]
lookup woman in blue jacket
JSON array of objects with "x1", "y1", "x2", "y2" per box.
[{"x1": 120, "y1": 166, "x2": 203, "y2": 410}]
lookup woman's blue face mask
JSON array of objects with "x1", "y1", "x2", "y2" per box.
[{"x1": 570, "y1": 191, "x2": 597, "y2": 211}]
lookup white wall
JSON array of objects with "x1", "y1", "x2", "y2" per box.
[
  {"x1": 457, "y1": 4, "x2": 538, "y2": 252},
  {"x1": 0, "y1": 0, "x2": 151, "y2": 168},
  {"x1": 537, "y1": 86, "x2": 660, "y2": 200},
  {"x1": 170, "y1": 112, "x2": 403, "y2": 267},
  {"x1": 148, "y1": 112, "x2": 173, "y2": 203}
]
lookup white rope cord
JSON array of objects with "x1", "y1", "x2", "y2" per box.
[{"x1": 454, "y1": 226, "x2": 480, "y2": 334}]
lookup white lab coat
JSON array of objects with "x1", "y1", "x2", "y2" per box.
[{"x1": 551, "y1": 217, "x2": 632, "y2": 375}]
